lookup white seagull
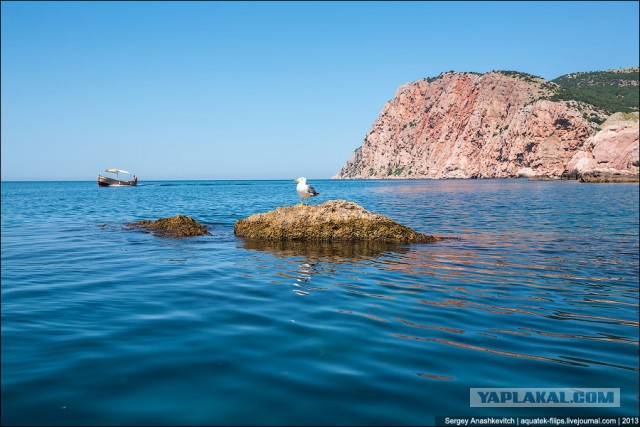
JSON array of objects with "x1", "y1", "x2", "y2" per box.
[{"x1": 294, "y1": 177, "x2": 320, "y2": 205}]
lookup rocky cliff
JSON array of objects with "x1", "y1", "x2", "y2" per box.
[
  {"x1": 566, "y1": 112, "x2": 639, "y2": 175},
  {"x1": 333, "y1": 70, "x2": 639, "y2": 179}
]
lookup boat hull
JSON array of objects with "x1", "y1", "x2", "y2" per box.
[{"x1": 98, "y1": 175, "x2": 137, "y2": 187}]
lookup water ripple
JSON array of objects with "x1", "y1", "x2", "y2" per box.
[{"x1": 2, "y1": 180, "x2": 638, "y2": 425}]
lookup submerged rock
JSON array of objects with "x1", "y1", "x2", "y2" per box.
[
  {"x1": 234, "y1": 200, "x2": 440, "y2": 243},
  {"x1": 127, "y1": 215, "x2": 211, "y2": 238}
]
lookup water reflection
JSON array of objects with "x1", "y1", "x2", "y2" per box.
[
  {"x1": 235, "y1": 228, "x2": 639, "y2": 378},
  {"x1": 338, "y1": 309, "x2": 388, "y2": 323},
  {"x1": 239, "y1": 238, "x2": 413, "y2": 296},
  {"x1": 521, "y1": 328, "x2": 639, "y2": 346},
  {"x1": 417, "y1": 298, "x2": 640, "y2": 328},
  {"x1": 369, "y1": 180, "x2": 528, "y2": 195},
  {"x1": 395, "y1": 318, "x2": 465, "y2": 334},
  {"x1": 392, "y1": 334, "x2": 590, "y2": 367},
  {"x1": 417, "y1": 373, "x2": 454, "y2": 381},
  {"x1": 238, "y1": 238, "x2": 410, "y2": 262},
  {"x1": 292, "y1": 261, "x2": 324, "y2": 296}
]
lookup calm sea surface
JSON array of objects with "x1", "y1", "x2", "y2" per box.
[{"x1": 1, "y1": 179, "x2": 638, "y2": 425}]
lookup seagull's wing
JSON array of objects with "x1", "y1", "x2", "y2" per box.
[{"x1": 307, "y1": 184, "x2": 319, "y2": 196}]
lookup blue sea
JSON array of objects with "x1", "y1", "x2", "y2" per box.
[{"x1": 1, "y1": 179, "x2": 638, "y2": 426}]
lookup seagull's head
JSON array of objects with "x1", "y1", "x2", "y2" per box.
[{"x1": 294, "y1": 177, "x2": 306, "y2": 184}]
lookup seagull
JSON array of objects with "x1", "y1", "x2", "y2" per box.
[{"x1": 294, "y1": 177, "x2": 320, "y2": 205}]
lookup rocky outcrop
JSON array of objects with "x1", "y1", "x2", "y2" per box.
[
  {"x1": 333, "y1": 71, "x2": 637, "y2": 179},
  {"x1": 565, "y1": 112, "x2": 639, "y2": 180},
  {"x1": 579, "y1": 171, "x2": 639, "y2": 183},
  {"x1": 127, "y1": 215, "x2": 211, "y2": 237},
  {"x1": 234, "y1": 200, "x2": 440, "y2": 243}
]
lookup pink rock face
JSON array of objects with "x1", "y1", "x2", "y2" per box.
[
  {"x1": 333, "y1": 72, "x2": 637, "y2": 179},
  {"x1": 566, "y1": 121, "x2": 639, "y2": 174},
  {"x1": 592, "y1": 124, "x2": 639, "y2": 169}
]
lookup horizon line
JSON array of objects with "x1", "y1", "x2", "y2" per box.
[{"x1": 1, "y1": 178, "x2": 336, "y2": 182}]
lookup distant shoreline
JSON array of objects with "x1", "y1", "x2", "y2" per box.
[{"x1": 3, "y1": 176, "x2": 638, "y2": 183}]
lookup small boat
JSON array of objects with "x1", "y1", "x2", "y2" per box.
[{"x1": 98, "y1": 169, "x2": 138, "y2": 187}]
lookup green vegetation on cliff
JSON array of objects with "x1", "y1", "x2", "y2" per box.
[
  {"x1": 546, "y1": 68, "x2": 639, "y2": 114},
  {"x1": 494, "y1": 70, "x2": 544, "y2": 83},
  {"x1": 421, "y1": 67, "x2": 639, "y2": 114}
]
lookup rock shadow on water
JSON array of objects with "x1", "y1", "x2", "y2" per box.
[
  {"x1": 238, "y1": 238, "x2": 410, "y2": 263},
  {"x1": 238, "y1": 238, "x2": 413, "y2": 297}
]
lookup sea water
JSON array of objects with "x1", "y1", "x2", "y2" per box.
[{"x1": 1, "y1": 179, "x2": 638, "y2": 425}]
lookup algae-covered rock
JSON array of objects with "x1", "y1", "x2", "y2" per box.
[
  {"x1": 234, "y1": 200, "x2": 440, "y2": 243},
  {"x1": 127, "y1": 215, "x2": 211, "y2": 238}
]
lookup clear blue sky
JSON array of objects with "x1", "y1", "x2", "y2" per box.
[{"x1": 2, "y1": 1, "x2": 638, "y2": 181}]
